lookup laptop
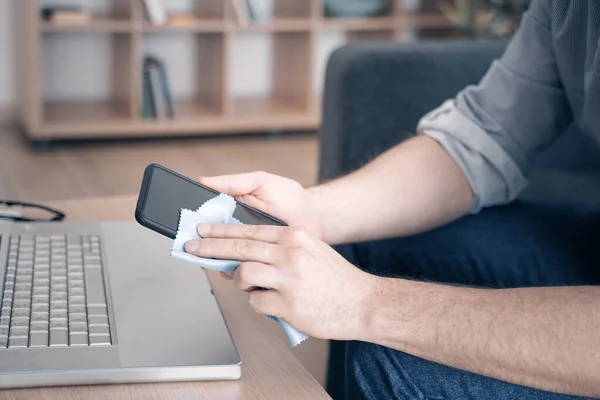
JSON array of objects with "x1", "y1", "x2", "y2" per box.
[{"x1": 0, "y1": 220, "x2": 241, "y2": 389}]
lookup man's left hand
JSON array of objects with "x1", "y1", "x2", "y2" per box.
[{"x1": 185, "y1": 224, "x2": 377, "y2": 340}]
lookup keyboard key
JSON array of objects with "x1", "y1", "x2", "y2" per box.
[
  {"x1": 89, "y1": 325, "x2": 109, "y2": 335},
  {"x1": 11, "y1": 317, "x2": 30, "y2": 327},
  {"x1": 51, "y1": 300, "x2": 68, "y2": 310},
  {"x1": 69, "y1": 332, "x2": 88, "y2": 346},
  {"x1": 51, "y1": 301, "x2": 67, "y2": 311},
  {"x1": 31, "y1": 312, "x2": 49, "y2": 322},
  {"x1": 70, "y1": 322, "x2": 88, "y2": 333},
  {"x1": 33, "y1": 287, "x2": 49, "y2": 296},
  {"x1": 69, "y1": 296, "x2": 86, "y2": 306},
  {"x1": 13, "y1": 291, "x2": 31, "y2": 301},
  {"x1": 88, "y1": 315, "x2": 108, "y2": 325},
  {"x1": 85, "y1": 268, "x2": 107, "y2": 306},
  {"x1": 11, "y1": 309, "x2": 30, "y2": 318},
  {"x1": 50, "y1": 328, "x2": 68, "y2": 347},
  {"x1": 1, "y1": 307, "x2": 11, "y2": 318},
  {"x1": 16, "y1": 267, "x2": 33, "y2": 275},
  {"x1": 32, "y1": 304, "x2": 49, "y2": 313},
  {"x1": 34, "y1": 271, "x2": 50, "y2": 279},
  {"x1": 50, "y1": 310, "x2": 68, "y2": 320},
  {"x1": 50, "y1": 319, "x2": 68, "y2": 329},
  {"x1": 87, "y1": 305, "x2": 107, "y2": 316},
  {"x1": 51, "y1": 283, "x2": 67, "y2": 293},
  {"x1": 0, "y1": 335, "x2": 7, "y2": 348},
  {"x1": 0, "y1": 316, "x2": 10, "y2": 326},
  {"x1": 68, "y1": 272, "x2": 84, "y2": 281},
  {"x1": 50, "y1": 293, "x2": 67, "y2": 302},
  {"x1": 0, "y1": 326, "x2": 8, "y2": 336},
  {"x1": 30, "y1": 331, "x2": 48, "y2": 347},
  {"x1": 89, "y1": 334, "x2": 111, "y2": 346},
  {"x1": 69, "y1": 313, "x2": 87, "y2": 323},
  {"x1": 9, "y1": 326, "x2": 28, "y2": 337},
  {"x1": 8, "y1": 337, "x2": 28, "y2": 348},
  {"x1": 4, "y1": 282, "x2": 14, "y2": 291},
  {"x1": 1, "y1": 299, "x2": 12, "y2": 308},
  {"x1": 15, "y1": 276, "x2": 32, "y2": 285},
  {"x1": 68, "y1": 287, "x2": 85, "y2": 297},
  {"x1": 32, "y1": 295, "x2": 50, "y2": 304},
  {"x1": 33, "y1": 279, "x2": 49, "y2": 287},
  {"x1": 13, "y1": 299, "x2": 31, "y2": 309},
  {"x1": 14, "y1": 283, "x2": 32, "y2": 292},
  {"x1": 69, "y1": 305, "x2": 86, "y2": 315},
  {"x1": 30, "y1": 321, "x2": 49, "y2": 332}
]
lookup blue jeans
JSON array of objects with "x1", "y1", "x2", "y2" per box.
[{"x1": 328, "y1": 201, "x2": 600, "y2": 400}]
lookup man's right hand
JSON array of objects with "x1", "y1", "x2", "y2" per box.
[{"x1": 198, "y1": 172, "x2": 324, "y2": 240}]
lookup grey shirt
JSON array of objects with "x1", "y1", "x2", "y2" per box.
[{"x1": 418, "y1": 0, "x2": 600, "y2": 212}]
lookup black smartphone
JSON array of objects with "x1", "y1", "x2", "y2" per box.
[{"x1": 135, "y1": 164, "x2": 285, "y2": 239}]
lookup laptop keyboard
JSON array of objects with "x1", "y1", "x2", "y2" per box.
[{"x1": 0, "y1": 234, "x2": 112, "y2": 348}]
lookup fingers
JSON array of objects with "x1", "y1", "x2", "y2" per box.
[
  {"x1": 249, "y1": 290, "x2": 285, "y2": 318},
  {"x1": 185, "y1": 238, "x2": 283, "y2": 264},
  {"x1": 198, "y1": 172, "x2": 269, "y2": 196},
  {"x1": 198, "y1": 223, "x2": 283, "y2": 244},
  {"x1": 234, "y1": 262, "x2": 281, "y2": 291}
]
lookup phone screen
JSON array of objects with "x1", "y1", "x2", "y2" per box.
[{"x1": 143, "y1": 167, "x2": 283, "y2": 236}]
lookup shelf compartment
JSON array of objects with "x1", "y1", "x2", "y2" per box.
[
  {"x1": 272, "y1": 32, "x2": 314, "y2": 113},
  {"x1": 140, "y1": 32, "x2": 228, "y2": 120},
  {"x1": 41, "y1": 32, "x2": 138, "y2": 123},
  {"x1": 139, "y1": 0, "x2": 226, "y2": 24}
]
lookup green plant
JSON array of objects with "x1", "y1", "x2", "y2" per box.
[{"x1": 439, "y1": 0, "x2": 531, "y2": 38}]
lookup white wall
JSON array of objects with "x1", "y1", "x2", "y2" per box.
[{"x1": 0, "y1": 0, "x2": 347, "y2": 105}]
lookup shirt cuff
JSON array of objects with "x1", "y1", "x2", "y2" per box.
[{"x1": 417, "y1": 100, "x2": 528, "y2": 213}]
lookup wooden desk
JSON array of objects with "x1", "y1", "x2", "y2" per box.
[{"x1": 4, "y1": 196, "x2": 330, "y2": 400}]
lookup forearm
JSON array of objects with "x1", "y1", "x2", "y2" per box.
[
  {"x1": 308, "y1": 135, "x2": 473, "y2": 245},
  {"x1": 363, "y1": 279, "x2": 600, "y2": 397}
]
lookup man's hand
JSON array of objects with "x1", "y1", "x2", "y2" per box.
[
  {"x1": 185, "y1": 223, "x2": 377, "y2": 340},
  {"x1": 199, "y1": 172, "x2": 324, "y2": 240}
]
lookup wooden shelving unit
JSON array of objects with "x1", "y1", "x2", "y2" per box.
[{"x1": 15, "y1": 0, "x2": 453, "y2": 140}]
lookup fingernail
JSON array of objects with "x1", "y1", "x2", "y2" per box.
[
  {"x1": 197, "y1": 224, "x2": 211, "y2": 236},
  {"x1": 185, "y1": 241, "x2": 199, "y2": 253}
]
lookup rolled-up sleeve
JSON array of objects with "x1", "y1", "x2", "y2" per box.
[{"x1": 417, "y1": 0, "x2": 572, "y2": 212}]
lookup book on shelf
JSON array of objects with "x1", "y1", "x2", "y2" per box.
[
  {"x1": 231, "y1": 0, "x2": 250, "y2": 27},
  {"x1": 142, "y1": 56, "x2": 175, "y2": 120},
  {"x1": 41, "y1": 7, "x2": 92, "y2": 26},
  {"x1": 143, "y1": 0, "x2": 168, "y2": 25},
  {"x1": 246, "y1": 0, "x2": 272, "y2": 23}
]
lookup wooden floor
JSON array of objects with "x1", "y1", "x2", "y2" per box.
[
  {"x1": 0, "y1": 128, "x2": 329, "y2": 387},
  {"x1": 0, "y1": 129, "x2": 319, "y2": 202}
]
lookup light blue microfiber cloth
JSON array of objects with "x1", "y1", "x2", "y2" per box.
[{"x1": 170, "y1": 194, "x2": 309, "y2": 347}]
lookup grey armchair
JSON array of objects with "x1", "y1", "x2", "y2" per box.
[{"x1": 318, "y1": 40, "x2": 600, "y2": 399}]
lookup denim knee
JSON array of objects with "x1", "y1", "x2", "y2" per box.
[{"x1": 345, "y1": 341, "x2": 431, "y2": 400}]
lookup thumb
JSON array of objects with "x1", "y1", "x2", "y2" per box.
[{"x1": 198, "y1": 172, "x2": 269, "y2": 196}]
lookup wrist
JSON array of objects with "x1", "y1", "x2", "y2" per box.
[
  {"x1": 305, "y1": 186, "x2": 329, "y2": 242},
  {"x1": 357, "y1": 277, "x2": 414, "y2": 347}
]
